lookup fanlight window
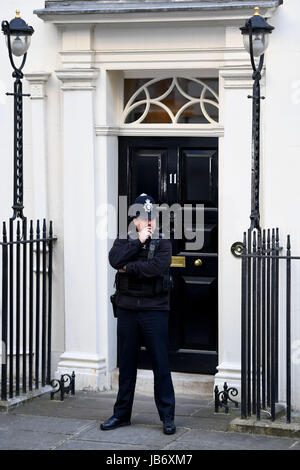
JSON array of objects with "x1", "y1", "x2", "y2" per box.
[{"x1": 123, "y1": 77, "x2": 219, "y2": 125}]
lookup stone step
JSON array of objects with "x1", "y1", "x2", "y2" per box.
[
  {"x1": 111, "y1": 369, "x2": 214, "y2": 398},
  {"x1": 229, "y1": 411, "x2": 300, "y2": 439},
  {"x1": 0, "y1": 385, "x2": 53, "y2": 411}
]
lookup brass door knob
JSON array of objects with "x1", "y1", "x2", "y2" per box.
[{"x1": 194, "y1": 259, "x2": 203, "y2": 267}]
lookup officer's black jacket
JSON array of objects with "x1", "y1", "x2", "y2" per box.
[{"x1": 109, "y1": 232, "x2": 172, "y2": 311}]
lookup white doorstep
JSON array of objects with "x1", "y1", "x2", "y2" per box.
[{"x1": 111, "y1": 369, "x2": 214, "y2": 398}]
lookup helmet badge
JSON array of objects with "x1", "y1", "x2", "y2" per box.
[{"x1": 143, "y1": 198, "x2": 153, "y2": 213}]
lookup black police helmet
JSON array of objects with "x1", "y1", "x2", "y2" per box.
[{"x1": 133, "y1": 193, "x2": 157, "y2": 220}]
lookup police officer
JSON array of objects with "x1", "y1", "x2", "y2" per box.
[{"x1": 100, "y1": 194, "x2": 176, "y2": 435}]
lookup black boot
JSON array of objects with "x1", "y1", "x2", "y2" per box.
[
  {"x1": 100, "y1": 416, "x2": 131, "y2": 431},
  {"x1": 163, "y1": 419, "x2": 176, "y2": 435}
]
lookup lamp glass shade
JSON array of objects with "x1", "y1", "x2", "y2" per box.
[
  {"x1": 5, "y1": 34, "x2": 31, "y2": 57},
  {"x1": 243, "y1": 32, "x2": 270, "y2": 57}
]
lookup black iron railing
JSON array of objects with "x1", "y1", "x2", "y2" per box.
[
  {"x1": 1, "y1": 217, "x2": 56, "y2": 401},
  {"x1": 240, "y1": 227, "x2": 296, "y2": 422}
]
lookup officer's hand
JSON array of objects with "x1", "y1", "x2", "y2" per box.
[{"x1": 139, "y1": 226, "x2": 152, "y2": 244}]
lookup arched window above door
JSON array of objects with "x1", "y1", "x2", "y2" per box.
[{"x1": 123, "y1": 77, "x2": 219, "y2": 125}]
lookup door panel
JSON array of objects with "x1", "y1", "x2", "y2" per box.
[
  {"x1": 181, "y1": 149, "x2": 218, "y2": 207},
  {"x1": 181, "y1": 275, "x2": 217, "y2": 348},
  {"x1": 118, "y1": 136, "x2": 218, "y2": 374},
  {"x1": 130, "y1": 148, "x2": 167, "y2": 205}
]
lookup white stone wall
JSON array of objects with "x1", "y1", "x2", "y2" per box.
[{"x1": 263, "y1": 0, "x2": 300, "y2": 411}]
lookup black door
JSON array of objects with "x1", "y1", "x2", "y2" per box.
[{"x1": 118, "y1": 136, "x2": 218, "y2": 374}]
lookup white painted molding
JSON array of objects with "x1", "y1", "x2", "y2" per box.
[
  {"x1": 219, "y1": 65, "x2": 265, "y2": 89},
  {"x1": 55, "y1": 68, "x2": 99, "y2": 90},
  {"x1": 57, "y1": 351, "x2": 106, "y2": 371},
  {"x1": 94, "y1": 49, "x2": 248, "y2": 69},
  {"x1": 123, "y1": 69, "x2": 220, "y2": 80},
  {"x1": 215, "y1": 361, "x2": 241, "y2": 379},
  {"x1": 25, "y1": 72, "x2": 51, "y2": 99},
  {"x1": 60, "y1": 50, "x2": 96, "y2": 69},
  {"x1": 56, "y1": 352, "x2": 109, "y2": 391},
  {"x1": 96, "y1": 46, "x2": 245, "y2": 56},
  {"x1": 95, "y1": 124, "x2": 224, "y2": 137},
  {"x1": 34, "y1": 4, "x2": 280, "y2": 25}
]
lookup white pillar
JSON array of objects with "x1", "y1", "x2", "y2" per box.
[
  {"x1": 215, "y1": 64, "x2": 254, "y2": 396},
  {"x1": 94, "y1": 70, "x2": 123, "y2": 386},
  {"x1": 55, "y1": 67, "x2": 107, "y2": 390},
  {"x1": 25, "y1": 72, "x2": 50, "y2": 219}
]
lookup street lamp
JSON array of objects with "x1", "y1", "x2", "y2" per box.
[
  {"x1": 240, "y1": 7, "x2": 274, "y2": 230},
  {"x1": 1, "y1": 10, "x2": 34, "y2": 220}
]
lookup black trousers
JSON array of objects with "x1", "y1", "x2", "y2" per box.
[{"x1": 113, "y1": 307, "x2": 175, "y2": 422}]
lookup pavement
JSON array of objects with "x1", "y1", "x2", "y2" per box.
[{"x1": 0, "y1": 390, "x2": 300, "y2": 450}]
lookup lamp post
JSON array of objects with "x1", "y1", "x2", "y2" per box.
[
  {"x1": 2, "y1": 10, "x2": 34, "y2": 220},
  {"x1": 240, "y1": 7, "x2": 274, "y2": 230}
]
